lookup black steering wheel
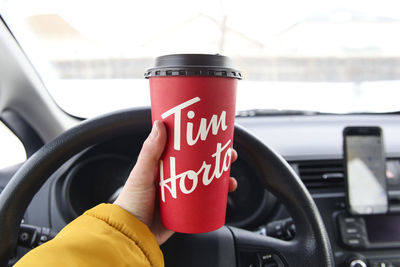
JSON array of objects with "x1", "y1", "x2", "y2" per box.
[{"x1": 0, "y1": 108, "x2": 334, "y2": 267}]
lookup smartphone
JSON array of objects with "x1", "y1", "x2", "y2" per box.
[{"x1": 343, "y1": 126, "x2": 388, "y2": 215}]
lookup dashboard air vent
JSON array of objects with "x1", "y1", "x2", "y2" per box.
[{"x1": 294, "y1": 160, "x2": 345, "y2": 189}]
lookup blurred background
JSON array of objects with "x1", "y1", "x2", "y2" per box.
[{"x1": 1, "y1": 0, "x2": 400, "y2": 167}]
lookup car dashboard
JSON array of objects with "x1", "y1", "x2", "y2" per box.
[{"x1": 1, "y1": 113, "x2": 400, "y2": 267}]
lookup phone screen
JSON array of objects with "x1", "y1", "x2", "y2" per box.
[{"x1": 345, "y1": 134, "x2": 388, "y2": 214}]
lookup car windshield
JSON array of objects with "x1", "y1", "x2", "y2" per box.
[{"x1": 1, "y1": 0, "x2": 400, "y2": 117}]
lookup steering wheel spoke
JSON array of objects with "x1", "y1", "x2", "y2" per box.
[
  {"x1": 162, "y1": 226, "x2": 236, "y2": 267},
  {"x1": 230, "y1": 226, "x2": 294, "y2": 266}
]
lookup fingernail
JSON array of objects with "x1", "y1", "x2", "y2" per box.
[{"x1": 150, "y1": 121, "x2": 159, "y2": 139}]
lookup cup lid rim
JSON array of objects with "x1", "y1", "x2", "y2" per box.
[{"x1": 144, "y1": 54, "x2": 242, "y2": 79}]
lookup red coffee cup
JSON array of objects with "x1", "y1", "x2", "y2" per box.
[{"x1": 145, "y1": 54, "x2": 241, "y2": 233}]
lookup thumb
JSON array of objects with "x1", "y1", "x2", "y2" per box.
[
  {"x1": 129, "y1": 120, "x2": 167, "y2": 189},
  {"x1": 114, "y1": 120, "x2": 166, "y2": 225}
]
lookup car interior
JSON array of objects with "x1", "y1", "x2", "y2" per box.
[{"x1": 1, "y1": 1, "x2": 400, "y2": 267}]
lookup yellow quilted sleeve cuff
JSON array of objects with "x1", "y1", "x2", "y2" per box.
[{"x1": 83, "y1": 203, "x2": 164, "y2": 267}]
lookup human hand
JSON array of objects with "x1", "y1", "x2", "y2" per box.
[{"x1": 114, "y1": 120, "x2": 238, "y2": 245}]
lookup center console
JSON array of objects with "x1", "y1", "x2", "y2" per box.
[
  {"x1": 337, "y1": 212, "x2": 400, "y2": 266},
  {"x1": 312, "y1": 193, "x2": 400, "y2": 267},
  {"x1": 338, "y1": 213, "x2": 400, "y2": 249}
]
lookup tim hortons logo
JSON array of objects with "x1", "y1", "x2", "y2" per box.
[{"x1": 159, "y1": 97, "x2": 232, "y2": 202}]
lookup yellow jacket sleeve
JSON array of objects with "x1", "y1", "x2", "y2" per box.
[{"x1": 15, "y1": 203, "x2": 164, "y2": 267}]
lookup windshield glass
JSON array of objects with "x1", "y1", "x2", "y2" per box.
[{"x1": 1, "y1": 0, "x2": 400, "y2": 117}]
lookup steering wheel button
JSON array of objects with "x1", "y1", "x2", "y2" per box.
[
  {"x1": 258, "y1": 253, "x2": 283, "y2": 267},
  {"x1": 260, "y1": 253, "x2": 272, "y2": 261},
  {"x1": 239, "y1": 251, "x2": 260, "y2": 267}
]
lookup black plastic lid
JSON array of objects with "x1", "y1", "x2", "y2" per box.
[{"x1": 144, "y1": 54, "x2": 242, "y2": 79}]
